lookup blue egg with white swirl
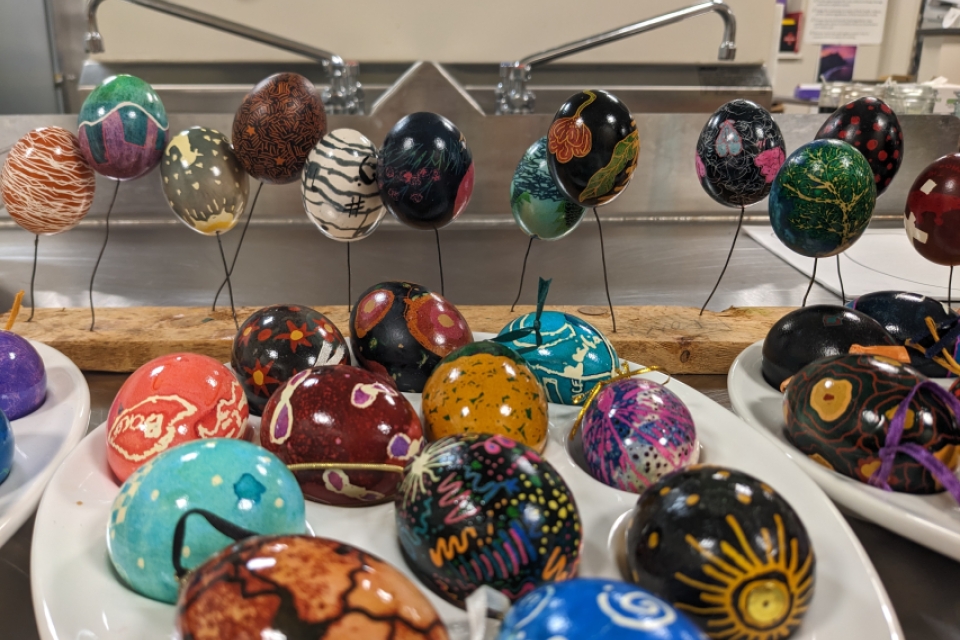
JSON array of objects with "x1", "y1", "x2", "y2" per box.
[
  {"x1": 301, "y1": 128, "x2": 386, "y2": 242},
  {"x1": 0, "y1": 408, "x2": 13, "y2": 485},
  {"x1": 497, "y1": 311, "x2": 619, "y2": 405},
  {"x1": 498, "y1": 579, "x2": 708, "y2": 640},
  {"x1": 107, "y1": 438, "x2": 306, "y2": 603}
]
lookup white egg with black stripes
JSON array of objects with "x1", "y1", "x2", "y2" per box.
[{"x1": 301, "y1": 128, "x2": 386, "y2": 242}]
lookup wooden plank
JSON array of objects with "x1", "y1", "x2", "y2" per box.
[{"x1": 0, "y1": 305, "x2": 792, "y2": 374}]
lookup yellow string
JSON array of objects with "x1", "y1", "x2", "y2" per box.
[
  {"x1": 286, "y1": 462, "x2": 405, "y2": 474},
  {"x1": 569, "y1": 365, "x2": 669, "y2": 441},
  {"x1": 904, "y1": 316, "x2": 960, "y2": 376},
  {"x1": 4, "y1": 290, "x2": 23, "y2": 331}
]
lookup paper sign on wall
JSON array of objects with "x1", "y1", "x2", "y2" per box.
[{"x1": 805, "y1": 0, "x2": 889, "y2": 45}]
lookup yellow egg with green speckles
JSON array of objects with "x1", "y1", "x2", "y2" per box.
[{"x1": 421, "y1": 341, "x2": 548, "y2": 452}]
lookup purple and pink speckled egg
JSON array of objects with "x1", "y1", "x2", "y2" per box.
[
  {"x1": 0, "y1": 331, "x2": 47, "y2": 420},
  {"x1": 581, "y1": 377, "x2": 698, "y2": 493}
]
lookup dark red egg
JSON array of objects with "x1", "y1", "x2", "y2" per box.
[
  {"x1": 232, "y1": 304, "x2": 348, "y2": 416},
  {"x1": 905, "y1": 153, "x2": 960, "y2": 266},
  {"x1": 816, "y1": 96, "x2": 903, "y2": 195},
  {"x1": 260, "y1": 364, "x2": 424, "y2": 506}
]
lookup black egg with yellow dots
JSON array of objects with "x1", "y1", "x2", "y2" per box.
[{"x1": 626, "y1": 465, "x2": 815, "y2": 640}]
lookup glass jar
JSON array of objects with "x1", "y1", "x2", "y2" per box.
[
  {"x1": 818, "y1": 82, "x2": 846, "y2": 114},
  {"x1": 887, "y1": 85, "x2": 937, "y2": 115}
]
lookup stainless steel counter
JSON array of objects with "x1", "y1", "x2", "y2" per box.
[{"x1": 1, "y1": 221, "x2": 959, "y2": 639}]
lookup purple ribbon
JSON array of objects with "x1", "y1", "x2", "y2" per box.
[{"x1": 867, "y1": 380, "x2": 960, "y2": 504}]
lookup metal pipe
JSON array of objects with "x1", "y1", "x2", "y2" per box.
[
  {"x1": 517, "y1": 0, "x2": 736, "y2": 68},
  {"x1": 85, "y1": 0, "x2": 343, "y2": 68}
]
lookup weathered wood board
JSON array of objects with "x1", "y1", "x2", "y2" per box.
[{"x1": 1, "y1": 305, "x2": 792, "y2": 374}]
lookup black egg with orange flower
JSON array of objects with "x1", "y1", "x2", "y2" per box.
[
  {"x1": 783, "y1": 354, "x2": 960, "y2": 493},
  {"x1": 350, "y1": 281, "x2": 473, "y2": 393},
  {"x1": 546, "y1": 89, "x2": 640, "y2": 208},
  {"x1": 231, "y1": 304, "x2": 348, "y2": 415}
]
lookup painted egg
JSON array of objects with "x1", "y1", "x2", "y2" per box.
[
  {"x1": 177, "y1": 534, "x2": 449, "y2": 639},
  {"x1": 511, "y1": 137, "x2": 586, "y2": 240},
  {"x1": 769, "y1": 139, "x2": 876, "y2": 257},
  {"x1": 0, "y1": 331, "x2": 46, "y2": 420},
  {"x1": 850, "y1": 291, "x2": 957, "y2": 377},
  {"x1": 815, "y1": 96, "x2": 903, "y2": 195},
  {"x1": 498, "y1": 578, "x2": 708, "y2": 640},
  {"x1": 396, "y1": 433, "x2": 581, "y2": 607},
  {"x1": 302, "y1": 128, "x2": 386, "y2": 242},
  {"x1": 784, "y1": 354, "x2": 960, "y2": 493},
  {"x1": 422, "y1": 341, "x2": 548, "y2": 451},
  {"x1": 581, "y1": 378, "x2": 699, "y2": 493},
  {"x1": 0, "y1": 409, "x2": 12, "y2": 485},
  {"x1": 0, "y1": 127, "x2": 96, "y2": 234},
  {"x1": 626, "y1": 466, "x2": 815, "y2": 640},
  {"x1": 695, "y1": 99, "x2": 785, "y2": 208},
  {"x1": 904, "y1": 153, "x2": 960, "y2": 265},
  {"x1": 161, "y1": 127, "x2": 248, "y2": 236},
  {"x1": 497, "y1": 311, "x2": 619, "y2": 405},
  {"x1": 231, "y1": 304, "x2": 348, "y2": 416},
  {"x1": 106, "y1": 352, "x2": 249, "y2": 482},
  {"x1": 350, "y1": 281, "x2": 473, "y2": 392},
  {"x1": 77, "y1": 74, "x2": 168, "y2": 180},
  {"x1": 107, "y1": 438, "x2": 307, "y2": 603},
  {"x1": 761, "y1": 305, "x2": 896, "y2": 390},
  {"x1": 547, "y1": 89, "x2": 640, "y2": 207},
  {"x1": 260, "y1": 365, "x2": 424, "y2": 505},
  {"x1": 377, "y1": 112, "x2": 474, "y2": 230},
  {"x1": 232, "y1": 72, "x2": 328, "y2": 185}
]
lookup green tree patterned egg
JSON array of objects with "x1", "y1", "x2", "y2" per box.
[
  {"x1": 769, "y1": 139, "x2": 876, "y2": 257},
  {"x1": 783, "y1": 354, "x2": 960, "y2": 493},
  {"x1": 510, "y1": 137, "x2": 585, "y2": 240}
]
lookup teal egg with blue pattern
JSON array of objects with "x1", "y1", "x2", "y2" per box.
[
  {"x1": 107, "y1": 437, "x2": 306, "y2": 603},
  {"x1": 497, "y1": 311, "x2": 620, "y2": 405}
]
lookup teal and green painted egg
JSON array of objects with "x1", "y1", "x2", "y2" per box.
[
  {"x1": 769, "y1": 139, "x2": 876, "y2": 257},
  {"x1": 107, "y1": 438, "x2": 306, "y2": 603},
  {"x1": 77, "y1": 74, "x2": 168, "y2": 181},
  {"x1": 497, "y1": 311, "x2": 620, "y2": 405},
  {"x1": 511, "y1": 137, "x2": 586, "y2": 240}
]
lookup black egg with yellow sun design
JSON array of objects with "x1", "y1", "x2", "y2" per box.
[
  {"x1": 626, "y1": 465, "x2": 814, "y2": 640},
  {"x1": 783, "y1": 354, "x2": 960, "y2": 493}
]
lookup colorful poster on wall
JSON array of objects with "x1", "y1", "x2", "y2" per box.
[
  {"x1": 816, "y1": 45, "x2": 857, "y2": 82},
  {"x1": 805, "y1": 0, "x2": 888, "y2": 45}
]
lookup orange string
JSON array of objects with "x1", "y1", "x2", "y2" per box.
[{"x1": 4, "y1": 290, "x2": 23, "y2": 331}]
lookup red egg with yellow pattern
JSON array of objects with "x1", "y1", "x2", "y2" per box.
[
  {"x1": 106, "y1": 353, "x2": 249, "y2": 483},
  {"x1": 350, "y1": 281, "x2": 473, "y2": 392},
  {"x1": 260, "y1": 364, "x2": 425, "y2": 506}
]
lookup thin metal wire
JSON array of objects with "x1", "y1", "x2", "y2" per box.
[
  {"x1": 950, "y1": 266, "x2": 954, "y2": 312},
  {"x1": 89, "y1": 180, "x2": 120, "y2": 331},
  {"x1": 700, "y1": 204, "x2": 744, "y2": 316},
  {"x1": 27, "y1": 235, "x2": 38, "y2": 322},
  {"x1": 593, "y1": 208, "x2": 617, "y2": 332},
  {"x1": 216, "y1": 231, "x2": 238, "y2": 330},
  {"x1": 346, "y1": 242, "x2": 352, "y2": 313},
  {"x1": 802, "y1": 258, "x2": 818, "y2": 307},
  {"x1": 435, "y1": 227, "x2": 445, "y2": 296},
  {"x1": 511, "y1": 236, "x2": 535, "y2": 313},
  {"x1": 214, "y1": 180, "x2": 263, "y2": 310},
  {"x1": 836, "y1": 255, "x2": 846, "y2": 304}
]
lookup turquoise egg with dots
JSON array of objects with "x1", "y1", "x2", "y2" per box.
[
  {"x1": 497, "y1": 311, "x2": 620, "y2": 405},
  {"x1": 107, "y1": 438, "x2": 306, "y2": 603}
]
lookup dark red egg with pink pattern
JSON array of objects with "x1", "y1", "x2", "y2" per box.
[
  {"x1": 260, "y1": 364, "x2": 425, "y2": 506},
  {"x1": 815, "y1": 96, "x2": 903, "y2": 195},
  {"x1": 350, "y1": 281, "x2": 473, "y2": 392},
  {"x1": 905, "y1": 154, "x2": 960, "y2": 266}
]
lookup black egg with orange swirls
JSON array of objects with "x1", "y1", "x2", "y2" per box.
[
  {"x1": 626, "y1": 465, "x2": 815, "y2": 640},
  {"x1": 232, "y1": 72, "x2": 327, "y2": 184},
  {"x1": 815, "y1": 96, "x2": 903, "y2": 195},
  {"x1": 350, "y1": 281, "x2": 473, "y2": 393},
  {"x1": 547, "y1": 89, "x2": 639, "y2": 207},
  {"x1": 783, "y1": 354, "x2": 960, "y2": 493},
  {"x1": 395, "y1": 433, "x2": 582, "y2": 608}
]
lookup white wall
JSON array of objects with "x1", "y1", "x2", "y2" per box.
[{"x1": 92, "y1": 0, "x2": 776, "y2": 64}]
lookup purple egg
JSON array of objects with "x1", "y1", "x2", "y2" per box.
[
  {"x1": 581, "y1": 378, "x2": 698, "y2": 493},
  {"x1": 0, "y1": 331, "x2": 47, "y2": 419}
]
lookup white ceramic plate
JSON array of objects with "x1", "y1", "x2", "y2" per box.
[
  {"x1": 33, "y1": 349, "x2": 901, "y2": 640},
  {"x1": 0, "y1": 340, "x2": 89, "y2": 548},
  {"x1": 728, "y1": 340, "x2": 960, "y2": 563}
]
